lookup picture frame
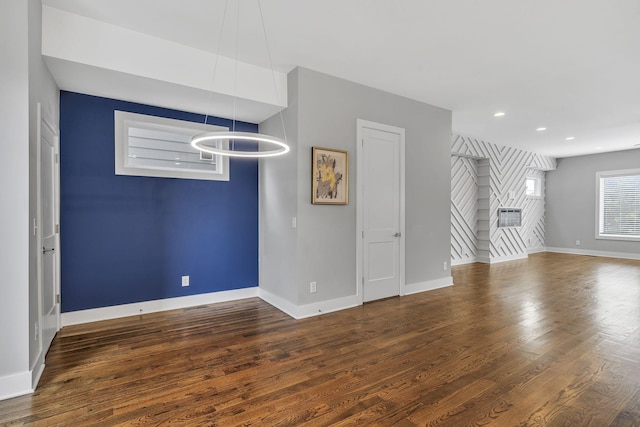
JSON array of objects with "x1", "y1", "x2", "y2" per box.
[{"x1": 312, "y1": 146, "x2": 349, "y2": 205}]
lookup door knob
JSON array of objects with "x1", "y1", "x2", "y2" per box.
[
  {"x1": 42, "y1": 246, "x2": 55, "y2": 254},
  {"x1": 394, "y1": 232, "x2": 401, "y2": 238}
]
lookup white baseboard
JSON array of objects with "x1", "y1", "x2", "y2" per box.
[
  {"x1": 257, "y1": 289, "x2": 299, "y2": 318},
  {"x1": 488, "y1": 253, "x2": 529, "y2": 264},
  {"x1": 477, "y1": 256, "x2": 491, "y2": 264},
  {"x1": 62, "y1": 287, "x2": 259, "y2": 326},
  {"x1": 451, "y1": 258, "x2": 476, "y2": 266},
  {"x1": 404, "y1": 276, "x2": 453, "y2": 295},
  {"x1": 31, "y1": 349, "x2": 45, "y2": 391},
  {"x1": 0, "y1": 371, "x2": 32, "y2": 401},
  {"x1": 527, "y1": 247, "x2": 546, "y2": 254},
  {"x1": 258, "y1": 288, "x2": 362, "y2": 319},
  {"x1": 545, "y1": 247, "x2": 640, "y2": 261}
]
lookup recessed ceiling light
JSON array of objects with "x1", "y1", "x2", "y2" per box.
[
  {"x1": 635, "y1": 143, "x2": 640, "y2": 147},
  {"x1": 494, "y1": 112, "x2": 505, "y2": 117},
  {"x1": 565, "y1": 137, "x2": 575, "y2": 141},
  {"x1": 536, "y1": 127, "x2": 547, "y2": 131},
  {"x1": 595, "y1": 147, "x2": 603, "y2": 150}
]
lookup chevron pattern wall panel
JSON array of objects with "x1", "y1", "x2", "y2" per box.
[
  {"x1": 451, "y1": 155, "x2": 478, "y2": 265},
  {"x1": 451, "y1": 134, "x2": 556, "y2": 264}
]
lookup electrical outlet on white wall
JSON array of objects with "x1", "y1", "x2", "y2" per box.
[{"x1": 576, "y1": 240, "x2": 581, "y2": 246}]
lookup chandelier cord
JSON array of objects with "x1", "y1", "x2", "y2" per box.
[
  {"x1": 204, "y1": 0, "x2": 229, "y2": 128},
  {"x1": 232, "y1": 0, "x2": 240, "y2": 138},
  {"x1": 192, "y1": 0, "x2": 290, "y2": 158},
  {"x1": 257, "y1": 0, "x2": 288, "y2": 144}
]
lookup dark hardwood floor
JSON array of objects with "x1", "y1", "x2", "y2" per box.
[{"x1": 2, "y1": 252, "x2": 640, "y2": 426}]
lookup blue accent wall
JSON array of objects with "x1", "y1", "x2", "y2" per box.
[{"x1": 60, "y1": 91, "x2": 258, "y2": 312}]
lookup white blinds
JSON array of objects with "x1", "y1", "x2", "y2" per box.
[{"x1": 600, "y1": 173, "x2": 640, "y2": 237}]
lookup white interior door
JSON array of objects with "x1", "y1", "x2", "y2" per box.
[
  {"x1": 39, "y1": 105, "x2": 60, "y2": 352},
  {"x1": 358, "y1": 121, "x2": 404, "y2": 302}
]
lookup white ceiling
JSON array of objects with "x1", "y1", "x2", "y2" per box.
[{"x1": 42, "y1": 0, "x2": 640, "y2": 158}]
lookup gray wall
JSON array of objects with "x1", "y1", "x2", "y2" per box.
[
  {"x1": 0, "y1": 0, "x2": 30, "y2": 391},
  {"x1": 546, "y1": 149, "x2": 640, "y2": 255},
  {"x1": 259, "y1": 69, "x2": 300, "y2": 305},
  {"x1": 260, "y1": 67, "x2": 452, "y2": 308},
  {"x1": 0, "y1": 0, "x2": 59, "y2": 399}
]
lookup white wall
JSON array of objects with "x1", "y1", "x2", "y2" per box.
[
  {"x1": 41, "y1": 5, "x2": 286, "y2": 125},
  {"x1": 0, "y1": 0, "x2": 31, "y2": 400},
  {"x1": 546, "y1": 149, "x2": 640, "y2": 258},
  {"x1": 260, "y1": 67, "x2": 452, "y2": 317}
]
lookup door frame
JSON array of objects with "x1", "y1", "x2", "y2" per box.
[
  {"x1": 36, "y1": 103, "x2": 61, "y2": 337},
  {"x1": 356, "y1": 119, "x2": 406, "y2": 303}
]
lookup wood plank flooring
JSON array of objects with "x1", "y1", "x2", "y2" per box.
[{"x1": 2, "y1": 252, "x2": 640, "y2": 426}]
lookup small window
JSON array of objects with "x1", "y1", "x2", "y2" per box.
[
  {"x1": 597, "y1": 169, "x2": 640, "y2": 241},
  {"x1": 526, "y1": 177, "x2": 541, "y2": 198},
  {"x1": 115, "y1": 111, "x2": 230, "y2": 181}
]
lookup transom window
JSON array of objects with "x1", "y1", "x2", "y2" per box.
[
  {"x1": 115, "y1": 111, "x2": 229, "y2": 181},
  {"x1": 596, "y1": 169, "x2": 640, "y2": 241}
]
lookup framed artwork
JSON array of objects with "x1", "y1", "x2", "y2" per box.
[{"x1": 312, "y1": 146, "x2": 349, "y2": 205}]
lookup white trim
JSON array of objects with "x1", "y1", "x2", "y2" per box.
[
  {"x1": 595, "y1": 168, "x2": 640, "y2": 242},
  {"x1": 404, "y1": 277, "x2": 453, "y2": 295},
  {"x1": 35, "y1": 104, "x2": 44, "y2": 361},
  {"x1": 37, "y1": 104, "x2": 62, "y2": 356},
  {"x1": 0, "y1": 371, "x2": 33, "y2": 401},
  {"x1": 114, "y1": 111, "x2": 230, "y2": 181},
  {"x1": 525, "y1": 176, "x2": 542, "y2": 199},
  {"x1": 257, "y1": 289, "x2": 299, "y2": 318},
  {"x1": 596, "y1": 234, "x2": 640, "y2": 242},
  {"x1": 451, "y1": 258, "x2": 477, "y2": 266},
  {"x1": 54, "y1": 130, "x2": 61, "y2": 332},
  {"x1": 31, "y1": 351, "x2": 45, "y2": 391},
  {"x1": 489, "y1": 253, "x2": 529, "y2": 264},
  {"x1": 545, "y1": 247, "x2": 640, "y2": 261},
  {"x1": 258, "y1": 289, "x2": 362, "y2": 320},
  {"x1": 61, "y1": 287, "x2": 258, "y2": 326},
  {"x1": 356, "y1": 119, "x2": 406, "y2": 302},
  {"x1": 527, "y1": 247, "x2": 546, "y2": 254}
]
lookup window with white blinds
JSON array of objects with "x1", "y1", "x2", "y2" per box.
[
  {"x1": 597, "y1": 169, "x2": 640, "y2": 241},
  {"x1": 115, "y1": 111, "x2": 230, "y2": 181}
]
